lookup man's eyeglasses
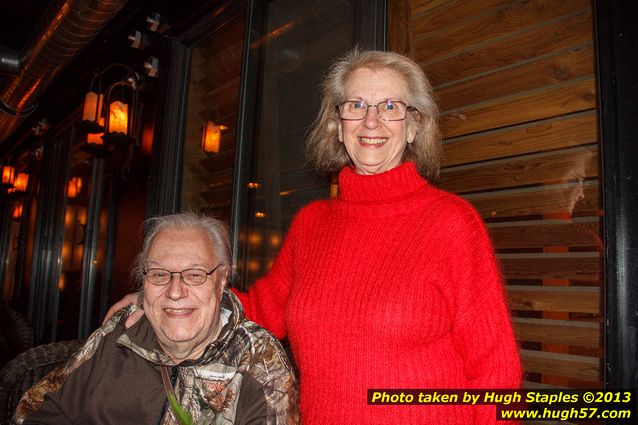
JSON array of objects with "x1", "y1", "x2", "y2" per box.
[
  {"x1": 143, "y1": 265, "x2": 223, "y2": 286},
  {"x1": 337, "y1": 100, "x2": 416, "y2": 121}
]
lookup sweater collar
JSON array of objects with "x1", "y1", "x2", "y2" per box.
[{"x1": 337, "y1": 161, "x2": 427, "y2": 203}]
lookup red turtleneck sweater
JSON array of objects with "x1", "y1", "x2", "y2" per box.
[{"x1": 234, "y1": 162, "x2": 521, "y2": 424}]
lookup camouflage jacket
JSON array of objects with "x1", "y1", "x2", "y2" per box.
[{"x1": 14, "y1": 290, "x2": 300, "y2": 425}]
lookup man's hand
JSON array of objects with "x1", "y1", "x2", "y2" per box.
[{"x1": 102, "y1": 292, "x2": 144, "y2": 328}]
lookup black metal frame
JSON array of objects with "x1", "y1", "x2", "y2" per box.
[
  {"x1": 595, "y1": 0, "x2": 638, "y2": 391},
  {"x1": 77, "y1": 157, "x2": 105, "y2": 338},
  {"x1": 27, "y1": 130, "x2": 73, "y2": 343},
  {"x1": 230, "y1": 0, "x2": 267, "y2": 280},
  {"x1": 146, "y1": 38, "x2": 190, "y2": 217},
  {"x1": 354, "y1": 0, "x2": 387, "y2": 50}
]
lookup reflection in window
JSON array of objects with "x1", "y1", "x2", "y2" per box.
[
  {"x1": 236, "y1": 0, "x2": 354, "y2": 288},
  {"x1": 181, "y1": 8, "x2": 247, "y2": 223}
]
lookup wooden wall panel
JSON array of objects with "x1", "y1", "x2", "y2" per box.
[
  {"x1": 422, "y1": 11, "x2": 592, "y2": 86},
  {"x1": 443, "y1": 112, "x2": 597, "y2": 166},
  {"x1": 521, "y1": 349, "x2": 600, "y2": 382},
  {"x1": 390, "y1": 0, "x2": 602, "y2": 389},
  {"x1": 441, "y1": 146, "x2": 598, "y2": 193},
  {"x1": 500, "y1": 253, "x2": 600, "y2": 281},
  {"x1": 437, "y1": 44, "x2": 594, "y2": 112},
  {"x1": 464, "y1": 181, "x2": 598, "y2": 218},
  {"x1": 488, "y1": 217, "x2": 600, "y2": 249},
  {"x1": 513, "y1": 317, "x2": 599, "y2": 348},
  {"x1": 410, "y1": 0, "x2": 516, "y2": 36},
  {"x1": 507, "y1": 286, "x2": 599, "y2": 314},
  {"x1": 440, "y1": 78, "x2": 596, "y2": 138},
  {"x1": 413, "y1": 0, "x2": 589, "y2": 61}
]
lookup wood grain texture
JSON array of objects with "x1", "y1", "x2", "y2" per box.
[
  {"x1": 388, "y1": 0, "x2": 413, "y2": 56},
  {"x1": 500, "y1": 252, "x2": 600, "y2": 281},
  {"x1": 464, "y1": 181, "x2": 599, "y2": 218},
  {"x1": 440, "y1": 78, "x2": 596, "y2": 138},
  {"x1": 421, "y1": 10, "x2": 592, "y2": 86},
  {"x1": 513, "y1": 317, "x2": 599, "y2": 347},
  {"x1": 436, "y1": 44, "x2": 594, "y2": 112},
  {"x1": 520, "y1": 349, "x2": 600, "y2": 382},
  {"x1": 443, "y1": 112, "x2": 597, "y2": 166},
  {"x1": 507, "y1": 285, "x2": 600, "y2": 314},
  {"x1": 440, "y1": 145, "x2": 598, "y2": 193},
  {"x1": 410, "y1": 0, "x2": 515, "y2": 36},
  {"x1": 488, "y1": 217, "x2": 600, "y2": 249},
  {"x1": 413, "y1": 0, "x2": 590, "y2": 62}
]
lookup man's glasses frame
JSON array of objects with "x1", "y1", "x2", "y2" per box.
[{"x1": 143, "y1": 264, "x2": 223, "y2": 286}]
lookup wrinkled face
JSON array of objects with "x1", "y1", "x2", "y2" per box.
[
  {"x1": 143, "y1": 228, "x2": 226, "y2": 363},
  {"x1": 338, "y1": 67, "x2": 417, "y2": 175}
]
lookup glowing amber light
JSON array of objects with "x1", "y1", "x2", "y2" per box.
[
  {"x1": 108, "y1": 100, "x2": 128, "y2": 134},
  {"x1": 67, "y1": 177, "x2": 83, "y2": 198},
  {"x1": 82, "y1": 91, "x2": 103, "y2": 122},
  {"x1": 201, "y1": 121, "x2": 228, "y2": 154},
  {"x1": 13, "y1": 172, "x2": 28, "y2": 191},
  {"x1": 2, "y1": 165, "x2": 15, "y2": 185},
  {"x1": 12, "y1": 203, "x2": 23, "y2": 219},
  {"x1": 254, "y1": 211, "x2": 266, "y2": 218},
  {"x1": 87, "y1": 117, "x2": 105, "y2": 145}
]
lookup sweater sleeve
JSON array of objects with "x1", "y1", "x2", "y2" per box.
[
  {"x1": 449, "y1": 206, "x2": 522, "y2": 424},
  {"x1": 231, "y1": 208, "x2": 305, "y2": 340}
]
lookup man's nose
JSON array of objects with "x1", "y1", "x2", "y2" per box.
[{"x1": 166, "y1": 273, "x2": 188, "y2": 299}]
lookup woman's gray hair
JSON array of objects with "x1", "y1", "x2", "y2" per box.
[
  {"x1": 306, "y1": 48, "x2": 442, "y2": 181},
  {"x1": 131, "y1": 212, "x2": 231, "y2": 289}
]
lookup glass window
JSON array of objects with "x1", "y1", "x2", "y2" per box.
[
  {"x1": 180, "y1": 8, "x2": 247, "y2": 224},
  {"x1": 234, "y1": 0, "x2": 354, "y2": 288}
]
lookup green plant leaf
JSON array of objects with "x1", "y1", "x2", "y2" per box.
[{"x1": 167, "y1": 392, "x2": 194, "y2": 425}]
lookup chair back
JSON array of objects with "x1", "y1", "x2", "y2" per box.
[{"x1": 0, "y1": 339, "x2": 83, "y2": 425}]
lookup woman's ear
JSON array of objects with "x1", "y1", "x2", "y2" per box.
[{"x1": 337, "y1": 121, "x2": 344, "y2": 143}]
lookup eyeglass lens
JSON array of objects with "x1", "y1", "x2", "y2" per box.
[{"x1": 339, "y1": 100, "x2": 408, "y2": 120}]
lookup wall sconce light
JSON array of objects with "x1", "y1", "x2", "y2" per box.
[
  {"x1": 78, "y1": 63, "x2": 140, "y2": 151},
  {"x1": 1, "y1": 164, "x2": 15, "y2": 189},
  {"x1": 201, "y1": 121, "x2": 228, "y2": 154},
  {"x1": 12, "y1": 172, "x2": 29, "y2": 192},
  {"x1": 12, "y1": 202, "x2": 23, "y2": 220},
  {"x1": 67, "y1": 176, "x2": 83, "y2": 198}
]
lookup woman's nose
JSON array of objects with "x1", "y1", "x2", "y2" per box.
[{"x1": 363, "y1": 106, "x2": 382, "y2": 128}]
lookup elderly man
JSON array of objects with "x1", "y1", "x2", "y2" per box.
[{"x1": 14, "y1": 213, "x2": 299, "y2": 425}]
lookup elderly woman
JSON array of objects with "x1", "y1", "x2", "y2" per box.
[
  {"x1": 14, "y1": 213, "x2": 299, "y2": 425},
  {"x1": 109, "y1": 49, "x2": 521, "y2": 424}
]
